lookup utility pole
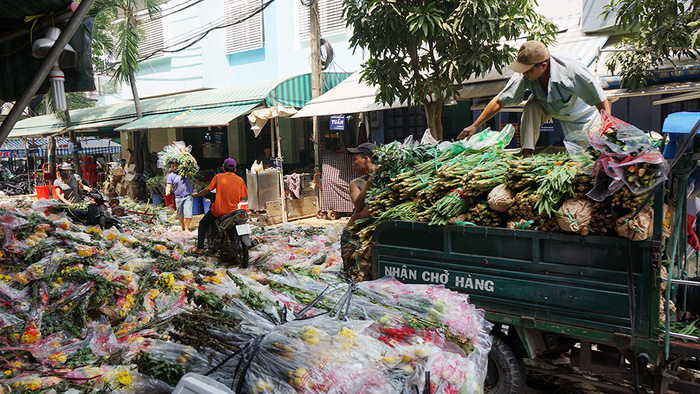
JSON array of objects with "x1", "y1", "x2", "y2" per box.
[
  {"x1": 65, "y1": 110, "x2": 82, "y2": 176},
  {"x1": 309, "y1": 0, "x2": 322, "y2": 173}
]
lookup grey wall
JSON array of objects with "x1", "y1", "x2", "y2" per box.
[{"x1": 611, "y1": 96, "x2": 664, "y2": 132}]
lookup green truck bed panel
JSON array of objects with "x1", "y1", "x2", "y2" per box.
[{"x1": 373, "y1": 222, "x2": 661, "y2": 343}]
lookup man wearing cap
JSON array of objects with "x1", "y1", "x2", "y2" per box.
[
  {"x1": 458, "y1": 41, "x2": 611, "y2": 157},
  {"x1": 341, "y1": 142, "x2": 377, "y2": 280},
  {"x1": 192, "y1": 158, "x2": 248, "y2": 254},
  {"x1": 54, "y1": 162, "x2": 92, "y2": 206}
]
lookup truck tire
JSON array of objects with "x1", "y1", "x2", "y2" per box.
[{"x1": 485, "y1": 336, "x2": 526, "y2": 394}]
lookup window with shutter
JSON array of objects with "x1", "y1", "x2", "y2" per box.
[
  {"x1": 298, "y1": 0, "x2": 346, "y2": 41},
  {"x1": 137, "y1": 13, "x2": 164, "y2": 60},
  {"x1": 224, "y1": 0, "x2": 264, "y2": 55}
]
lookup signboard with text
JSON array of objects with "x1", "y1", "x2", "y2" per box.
[{"x1": 330, "y1": 115, "x2": 345, "y2": 131}]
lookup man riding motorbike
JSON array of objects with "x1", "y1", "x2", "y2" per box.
[
  {"x1": 54, "y1": 162, "x2": 92, "y2": 206},
  {"x1": 192, "y1": 158, "x2": 248, "y2": 254}
]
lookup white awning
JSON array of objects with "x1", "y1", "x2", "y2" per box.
[{"x1": 293, "y1": 72, "x2": 407, "y2": 118}]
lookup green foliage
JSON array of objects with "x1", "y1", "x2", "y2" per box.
[
  {"x1": 343, "y1": 0, "x2": 556, "y2": 139},
  {"x1": 605, "y1": 0, "x2": 700, "y2": 89},
  {"x1": 92, "y1": 0, "x2": 161, "y2": 83},
  {"x1": 135, "y1": 351, "x2": 187, "y2": 387}
]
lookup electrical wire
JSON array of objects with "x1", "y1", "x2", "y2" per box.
[
  {"x1": 138, "y1": 0, "x2": 276, "y2": 62},
  {"x1": 145, "y1": 0, "x2": 205, "y2": 22}
]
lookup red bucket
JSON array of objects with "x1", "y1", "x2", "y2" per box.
[
  {"x1": 164, "y1": 194, "x2": 175, "y2": 209},
  {"x1": 35, "y1": 185, "x2": 51, "y2": 200}
]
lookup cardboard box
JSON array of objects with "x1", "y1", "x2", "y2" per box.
[
  {"x1": 126, "y1": 164, "x2": 136, "y2": 173},
  {"x1": 123, "y1": 149, "x2": 132, "y2": 165},
  {"x1": 124, "y1": 172, "x2": 136, "y2": 182},
  {"x1": 127, "y1": 182, "x2": 147, "y2": 201},
  {"x1": 112, "y1": 167, "x2": 125, "y2": 177}
]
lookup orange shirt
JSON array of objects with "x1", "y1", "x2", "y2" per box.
[{"x1": 207, "y1": 172, "x2": 248, "y2": 217}]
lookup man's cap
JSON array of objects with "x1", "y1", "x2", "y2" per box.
[
  {"x1": 57, "y1": 162, "x2": 71, "y2": 171},
  {"x1": 223, "y1": 158, "x2": 237, "y2": 169},
  {"x1": 168, "y1": 158, "x2": 178, "y2": 165},
  {"x1": 347, "y1": 142, "x2": 376, "y2": 158},
  {"x1": 508, "y1": 41, "x2": 549, "y2": 73}
]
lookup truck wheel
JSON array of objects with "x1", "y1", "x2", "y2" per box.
[{"x1": 485, "y1": 336, "x2": 526, "y2": 394}]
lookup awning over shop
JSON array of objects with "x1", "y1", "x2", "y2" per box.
[
  {"x1": 8, "y1": 113, "x2": 66, "y2": 138},
  {"x1": 0, "y1": 138, "x2": 28, "y2": 154},
  {"x1": 52, "y1": 138, "x2": 121, "y2": 156},
  {"x1": 10, "y1": 72, "x2": 352, "y2": 134},
  {"x1": 293, "y1": 72, "x2": 407, "y2": 118},
  {"x1": 9, "y1": 126, "x2": 65, "y2": 138},
  {"x1": 65, "y1": 118, "x2": 135, "y2": 132},
  {"x1": 115, "y1": 104, "x2": 260, "y2": 131},
  {"x1": 0, "y1": 137, "x2": 120, "y2": 158}
]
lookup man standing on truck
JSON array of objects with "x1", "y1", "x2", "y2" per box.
[{"x1": 458, "y1": 41, "x2": 611, "y2": 157}]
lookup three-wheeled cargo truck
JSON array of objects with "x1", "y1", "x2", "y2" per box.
[{"x1": 372, "y1": 112, "x2": 700, "y2": 393}]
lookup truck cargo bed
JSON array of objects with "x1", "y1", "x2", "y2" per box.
[{"x1": 373, "y1": 221, "x2": 662, "y2": 351}]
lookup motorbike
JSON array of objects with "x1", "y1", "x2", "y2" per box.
[
  {"x1": 0, "y1": 173, "x2": 34, "y2": 196},
  {"x1": 205, "y1": 208, "x2": 252, "y2": 268},
  {"x1": 64, "y1": 189, "x2": 123, "y2": 231}
]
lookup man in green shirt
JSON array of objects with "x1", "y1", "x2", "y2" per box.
[{"x1": 459, "y1": 41, "x2": 611, "y2": 157}]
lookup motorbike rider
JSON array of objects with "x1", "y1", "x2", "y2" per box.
[
  {"x1": 191, "y1": 158, "x2": 248, "y2": 254},
  {"x1": 54, "y1": 162, "x2": 92, "y2": 206},
  {"x1": 165, "y1": 158, "x2": 194, "y2": 231}
]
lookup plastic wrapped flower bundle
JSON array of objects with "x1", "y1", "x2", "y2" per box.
[
  {"x1": 156, "y1": 141, "x2": 200, "y2": 179},
  {"x1": 0, "y1": 197, "x2": 491, "y2": 393}
]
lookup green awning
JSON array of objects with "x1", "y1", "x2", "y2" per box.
[
  {"x1": 11, "y1": 72, "x2": 353, "y2": 133},
  {"x1": 9, "y1": 125, "x2": 65, "y2": 138},
  {"x1": 65, "y1": 118, "x2": 136, "y2": 131},
  {"x1": 266, "y1": 73, "x2": 352, "y2": 107},
  {"x1": 115, "y1": 103, "x2": 260, "y2": 131}
]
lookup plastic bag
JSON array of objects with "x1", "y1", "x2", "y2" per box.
[
  {"x1": 487, "y1": 184, "x2": 515, "y2": 213},
  {"x1": 420, "y1": 129, "x2": 437, "y2": 145},
  {"x1": 251, "y1": 160, "x2": 264, "y2": 173},
  {"x1": 556, "y1": 199, "x2": 594, "y2": 235},
  {"x1": 616, "y1": 207, "x2": 653, "y2": 241},
  {"x1": 586, "y1": 156, "x2": 625, "y2": 202},
  {"x1": 588, "y1": 112, "x2": 652, "y2": 157},
  {"x1": 462, "y1": 124, "x2": 515, "y2": 151},
  {"x1": 157, "y1": 141, "x2": 199, "y2": 178},
  {"x1": 610, "y1": 151, "x2": 669, "y2": 195}
]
